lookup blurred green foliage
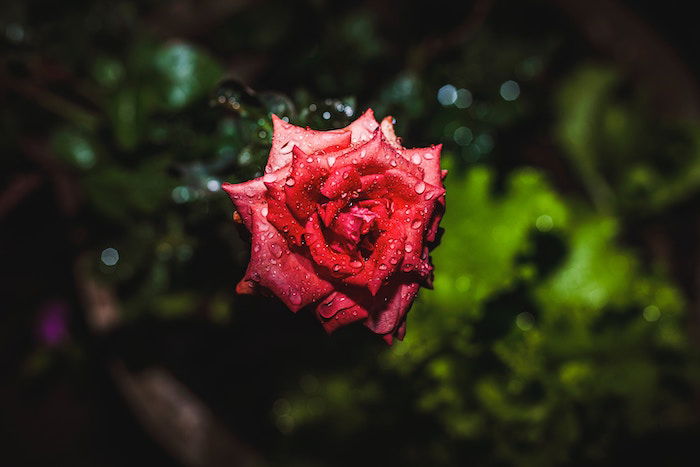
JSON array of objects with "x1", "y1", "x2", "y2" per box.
[
  {"x1": 280, "y1": 166, "x2": 694, "y2": 465},
  {"x1": 3, "y1": 1, "x2": 699, "y2": 466},
  {"x1": 557, "y1": 64, "x2": 700, "y2": 214}
]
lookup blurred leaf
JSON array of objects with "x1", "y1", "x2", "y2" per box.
[{"x1": 154, "y1": 42, "x2": 223, "y2": 111}]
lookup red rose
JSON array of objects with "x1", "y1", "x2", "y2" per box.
[{"x1": 223, "y1": 109, "x2": 446, "y2": 344}]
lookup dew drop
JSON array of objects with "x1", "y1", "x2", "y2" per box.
[
  {"x1": 269, "y1": 243, "x2": 283, "y2": 258},
  {"x1": 424, "y1": 152, "x2": 434, "y2": 160},
  {"x1": 289, "y1": 292, "x2": 302, "y2": 305},
  {"x1": 425, "y1": 191, "x2": 435, "y2": 200},
  {"x1": 350, "y1": 260, "x2": 363, "y2": 268},
  {"x1": 263, "y1": 173, "x2": 276, "y2": 183},
  {"x1": 332, "y1": 264, "x2": 341, "y2": 272},
  {"x1": 306, "y1": 156, "x2": 313, "y2": 163},
  {"x1": 411, "y1": 154, "x2": 421, "y2": 165},
  {"x1": 414, "y1": 182, "x2": 426, "y2": 194},
  {"x1": 286, "y1": 178, "x2": 295, "y2": 187},
  {"x1": 389, "y1": 257, "x2": 398, "y2": 265},
  {"x1": 390, "y1": 159, "x2": 397, "y2": 167},
  {"x1": 378, "y1": 264, "x2": 388, "y2": 270},
  {"x1": 404, "y1": 244, "x2": 414, "y2": 252},
  {"x1": 327, "y1": 156, "x2": 336, "y2": 167},
  {"x1": 411, "y1": 220, "x2": 421, "y2": 229},
  {"x1": 360, "y1": 150, "x2": 366, "y2": 158}
]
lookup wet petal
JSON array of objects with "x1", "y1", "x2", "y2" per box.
[
  {"x1": 365, "y1": 281, "x2": 420, "y2": 335},
  {"x1": 242, "y1": 208, "x2": 333, "y2": 311},
  {"x1": 320, "y1": 165, "x2": 361, "y2": 199},
  {"x1": 265, "y1": 196, "x2": 305, "y2": 246},
  {"x1": 266, "y1": 114, "x2": 352, "y2": 172},
  {"x1": 221, "y1": 165, "x2": 289, "y2": 230}
]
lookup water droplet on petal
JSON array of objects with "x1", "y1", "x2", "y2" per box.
[
  {"x1": 286, "y1": 178, "x2": 295, "y2": 187},
  {"x1": 404, "y1": 244, "x2": 414, "y2": 252},
  {"x1": 389, "y1": 257, "x2": 398, "y2": 265},
  {"x1": 306, "y1": 156, "x2": 313, "y2": 163},
  {"x1": 263, "y1": 173, "x2": 276, "y2": 183},
  {"x1": 269, "y1": 243, "x2": 283, "y2": 258},
  {"x1": 390, "y1": 159, "x2": 397, "y2": 167},
  {"x1": 332, "y1": 264, "x2": 341, "y2": 272},
  {"x1": 378, "y1": 264, "x2": 388, "y2": 270},
  {"x1": 411, "y1": 220, "x2": 421, "y2": 229},
  {"x1": 350, "y1": 260, "x2": 363, "y2": 268},
  {"x1": 414, "y1": 182, "x2": 426, "y2": 194},
  {"x1": 425, "y1": 191, "x2": 435, "y2": 200},
  {"x1": 261, "y1": 206, "x2": 269, "y2": 217},
  {"x1": 411, "y1": 154, "x2": 421, "y2": 164},
  {"x1": 289, "y1": 292, "x2": 302, "y2": 305},
  {"x1": 327, "y1": 156, "x2": 336, "y2": 167},
  {"x1": 424, "y1": 152, "x2": 434, "y2": 160}
]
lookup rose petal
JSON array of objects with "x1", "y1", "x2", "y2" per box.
[
  {"x1": 305, "y1": 213, "x2": 364, "y2": 277},
  {"x1": 425, "y1": 194, "x2": 446, "y2": 244},
  {"x1": 284, "y1": 146, "x2": 327, "y2": 221},
  {"x1": 401, "y1": 144, "x2": 443, "y2": 186},
  {"x1": 242, "y1": 208, "x2": 333, "y2": 311},
  {"x1": 364, "y1": 281, "x2": 420, "y2": 335},
  {"x1": 266, "y1": 115, "x2": 352, "y2": 173},
  {"x1": 380, "y1": 116, "x2": 402, "y2": 149},
  {"x1": 265, "y1": 197, "x2": 305, "y2": 246},
  {"x1": 335, "y1": 131, "x2": 425, "y2": 180},
  {"x1": 317, "y1": 291, "x2": 359, "y2": 319},
  {"x1": 318, "y1": 198, "x2": 350, "y2": 226},
  {"x1": 221, "y1": 166, "x2": 290, "y2": 230},
  {"x1": 320, "y1": 165, "x2": 361, "y2": 199},
  {"x1": 346, "y1": 108, "x2": 380, "y2": 143}
]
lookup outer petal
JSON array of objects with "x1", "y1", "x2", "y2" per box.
[
  {"x1": 335, "y1": 131, "x2": 425, "y2": 180},
  {"x1": 365, "y1": 281, "x2": 420, "y2": 336},
  {"x1": 284, "y1": 146, "x2": 328, "y2": 221},
  {"x1": 346, "y1": 108, "x2": 380, "y2": 143},
  {"x1": 316, "y1": 291, "x2": 369, "y2": 333},
  {"x1": 401, "y1": 144, "x2": 443, "y2": 187},
  {"x1": 242, "y1": 207, "x2": 333, "y2": 312},
  {"x1": 222, "y1": 166, "x2": 290, "y2": 230},
  {"x1": 380, "y1": 115, "x2": 402, "y2": 149},
  {"x1": 380, "y1": 169, "x2": 444, "y2": 277},
  {"x1": 266, "y1": 115, "x2": 352, "y2": 173}
]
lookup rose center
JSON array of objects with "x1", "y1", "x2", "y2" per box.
[{"x1": 325, "y1": 205, "x2": 379, "y2": 258}]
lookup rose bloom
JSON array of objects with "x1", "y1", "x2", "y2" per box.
[{"x1": 223, "y1": 109, "x2": 445, "y2": 344}]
